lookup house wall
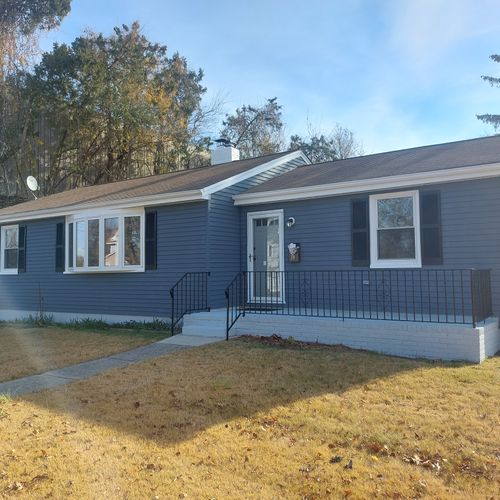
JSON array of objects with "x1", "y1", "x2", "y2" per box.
[
  {"x1": 0, "y1": 155, "x2": 308, "y2": 323},
  {"x1": 0, "y1": 201, "x2": 208, "y2": 322},
  {"x1": 239, "y1": 177, "x2": 500, "y2": 318},
  {"x1": 207, "y1": 156, "x2": 307, "y2": 308}
]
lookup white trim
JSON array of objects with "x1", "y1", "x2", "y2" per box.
[
  {"x1": 369, "y1": 190, "x2": 421, "y2": 269},
  {"x1": 0, "y1": 150, "x2": 310, "y2": 224},
  {"x1": 201, "y1": 150, "x2": 309, "y2": 196},
  {"x1": 233, "y1": 162, "x2": 500, "y2": 206},
  {"x1": 247, "y1": 209, "x2": 285, "y2": 302},
  {"x1": 0, "y1": 224, "x2": 19, "y2": 274}
]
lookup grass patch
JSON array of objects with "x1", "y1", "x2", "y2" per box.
[
  {"x1": 0, "y1": 394, "x2": 10, "y2": 419},
  {"x1": 66, "y1": 317, "x2": 172, "y2": 333},
  {"x1": 0, "y1": 324, "x2": 170, "y2": 382},
  {"x1": 0, "y1": 317, "x2": 174, "y2": 334},
  {"x1": 0, "y1": 339, "x2": 498, "y2": 498},
  {"x1": 0, "y1": 314, "x2": 55, "y2": 329}
]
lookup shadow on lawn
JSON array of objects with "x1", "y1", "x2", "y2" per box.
[{"x1": 21, "y1": 337, "x2": 468, "y2": 446}]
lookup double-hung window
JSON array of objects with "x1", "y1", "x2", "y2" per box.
[
  {"x1": 0, "y1": 225, "x2": 19, "y2": 274},
  {"x1": 369, "y1": 190, "x2": 421, "y2": 268},
  {"x1": 66, "y1": 209, "x2": 144, "y2": 273}
]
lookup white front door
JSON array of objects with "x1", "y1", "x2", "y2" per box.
[{"x1": 247, "y1": 210, "x2": 284, "y2": 302}]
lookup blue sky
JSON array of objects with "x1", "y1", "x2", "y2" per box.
[{"x1": 39, "y1": 0, "x2": 500, "y2": 154}]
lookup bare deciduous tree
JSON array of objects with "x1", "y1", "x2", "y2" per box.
[{"x1": 290, "y1": 122, "x2": 363, "y2": 163}]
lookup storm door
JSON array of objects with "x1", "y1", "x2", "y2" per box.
[{"x1": 247, "y1": 211, "x2": 284, "y2": 302}]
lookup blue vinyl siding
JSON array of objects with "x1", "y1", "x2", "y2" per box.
[
  {"x1": 3, "y1": 158, "x2": 500, "y2": 322},
  {"x1": 0, "y1": 155, "x2": 307, "y2": 320},
  {"x1": 0, "y1": 202, "x2": 208, "y2": 318},
  {"x1": 207, "y1": 157, "x2": 306, "y2": 308},
  {"x1": 239, "y1": 177, "x2": 500, "y2": 316}
]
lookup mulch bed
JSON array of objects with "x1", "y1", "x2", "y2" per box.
[{"x1": 236, "y1": 333, "x2": 353, "y2": 352}]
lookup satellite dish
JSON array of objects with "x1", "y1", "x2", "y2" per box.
[
  {"x1": 27, "y1": 176, "x2": 38, "y2": 191},
  {"x1": 26, "y1": 176, "x2": 39, "y2": 199}
]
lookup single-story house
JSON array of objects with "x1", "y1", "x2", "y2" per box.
[{"x1": 1, "y1": 136, "x2": 499, "y2": 362}]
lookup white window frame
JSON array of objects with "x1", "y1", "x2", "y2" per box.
[
  {"x1": 0, "y1": 224, "x2": 19, "y2": 274},
  {"x1": 369, "y1": 190, "x2": 421, "y2": 269},
  {"x1": 65, "y1": 208, "x2": 145, "y2": 273}
]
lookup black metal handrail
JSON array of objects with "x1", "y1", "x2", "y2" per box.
[
  {"x1": 225, "y1": 269, "x2": 494, "y2": 338},
  {"x1": 170, "y1": 272, "x2": 210, "y2": 336},
  {"x1": 225, "y1": 272, "x2": 247, "y2": 341}
]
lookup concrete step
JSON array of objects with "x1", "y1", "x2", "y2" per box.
[{"x1": 181, "y1": 309, "x2": 227, "y2": 337}]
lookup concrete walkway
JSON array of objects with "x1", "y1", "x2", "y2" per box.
[{"x1": 0, "y1": 334, "x2": 222, "y2": 397}]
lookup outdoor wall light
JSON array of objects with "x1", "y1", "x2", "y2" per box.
[{"x1": 286, "y1": 217, "x2": 296, "y2": 228}]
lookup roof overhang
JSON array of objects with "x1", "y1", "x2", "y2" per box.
[
  {"x1": 0, "y1": 189, "x2": 205, "y2": 224},
  {"x1": 0, "y1": 150, "x2": 310, "y2": 224},
  {"x1": 233, "y1": 162, "x2": 500, "y2": 206}
]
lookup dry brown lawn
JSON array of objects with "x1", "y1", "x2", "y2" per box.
[
  {"x1": 0, "y1": 325, "x2": 167, "y2": 382},
  {"x1": 0, "y1": 337, "x2": 498, "y2": 499}
]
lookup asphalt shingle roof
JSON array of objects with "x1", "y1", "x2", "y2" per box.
[
  {"x1": 0, "y1": 151, "x2": 290, "y2": 218},
  {"x1": 243, "y1": 135, "x2": 500, "y2": 194}
]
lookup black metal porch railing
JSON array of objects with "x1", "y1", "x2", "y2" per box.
[
  {"x1": 471, "y1": 269, "x2": 493, "y2": 328},
  {"x1": 170, "y1": 272, "x2": 210, "y2": 336},
  {"x1": 225, "y1": 269, "x2": 493, "y2": 339}
]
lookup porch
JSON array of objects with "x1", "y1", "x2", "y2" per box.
[{"x1": 172, "y1": 269, "x2": 500, "y2": 363}]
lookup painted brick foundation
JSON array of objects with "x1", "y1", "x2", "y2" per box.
[{"x1": 233, "y1": 314, "x2": 500, "y2": 363}]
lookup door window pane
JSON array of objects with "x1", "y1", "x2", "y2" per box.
[
  {"x1": 88, "y1": 219, "x2": 100, "y2": 267},
  {"x1": 105, "y1": 218, "x2": 119, "y2": 267},
  {"x1": 75, "y1": 221, "x2": 85, "y2": 267},
  {"x1": 124, "y1": 216, "x2": 141, "y2": 266}
]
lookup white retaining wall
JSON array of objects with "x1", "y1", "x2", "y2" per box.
[{"x1": 233, "y1": 314, "x2": 500, "y2": 363}]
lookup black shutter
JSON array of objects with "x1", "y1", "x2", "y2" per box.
[
  {"x1": 352, "y1": 198, "x2": 370, "y2": 267},
  {"x1": 55, "y1": 222, "x2": 65, "y2": 272},
  {"x1": 420, "y1": 191, "x2": 442, "y2": 265},
  {"x1": 145, "y1": 211, "x2": 157, "y2": 270},
  {"x1": 18, "y1": 225, "x2": 26, "y2": 273}
]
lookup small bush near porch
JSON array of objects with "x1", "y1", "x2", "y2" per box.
[
  {"x1": 0, "y1": 338, "x2": 498, "y2": 498},
  {"x1": 0, "y1": 322, "x2": 169, "y2": 382}
]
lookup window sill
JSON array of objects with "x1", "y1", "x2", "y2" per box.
[
  {"x1": 370, "y1": 260, "x2": 422, "y2": 269},
  {"x1": 64, "y1": 267, "x2": 145, "y2": 274},
  {"x1": 0, "y1": 269, "x2": 18, "y2": 275}
]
